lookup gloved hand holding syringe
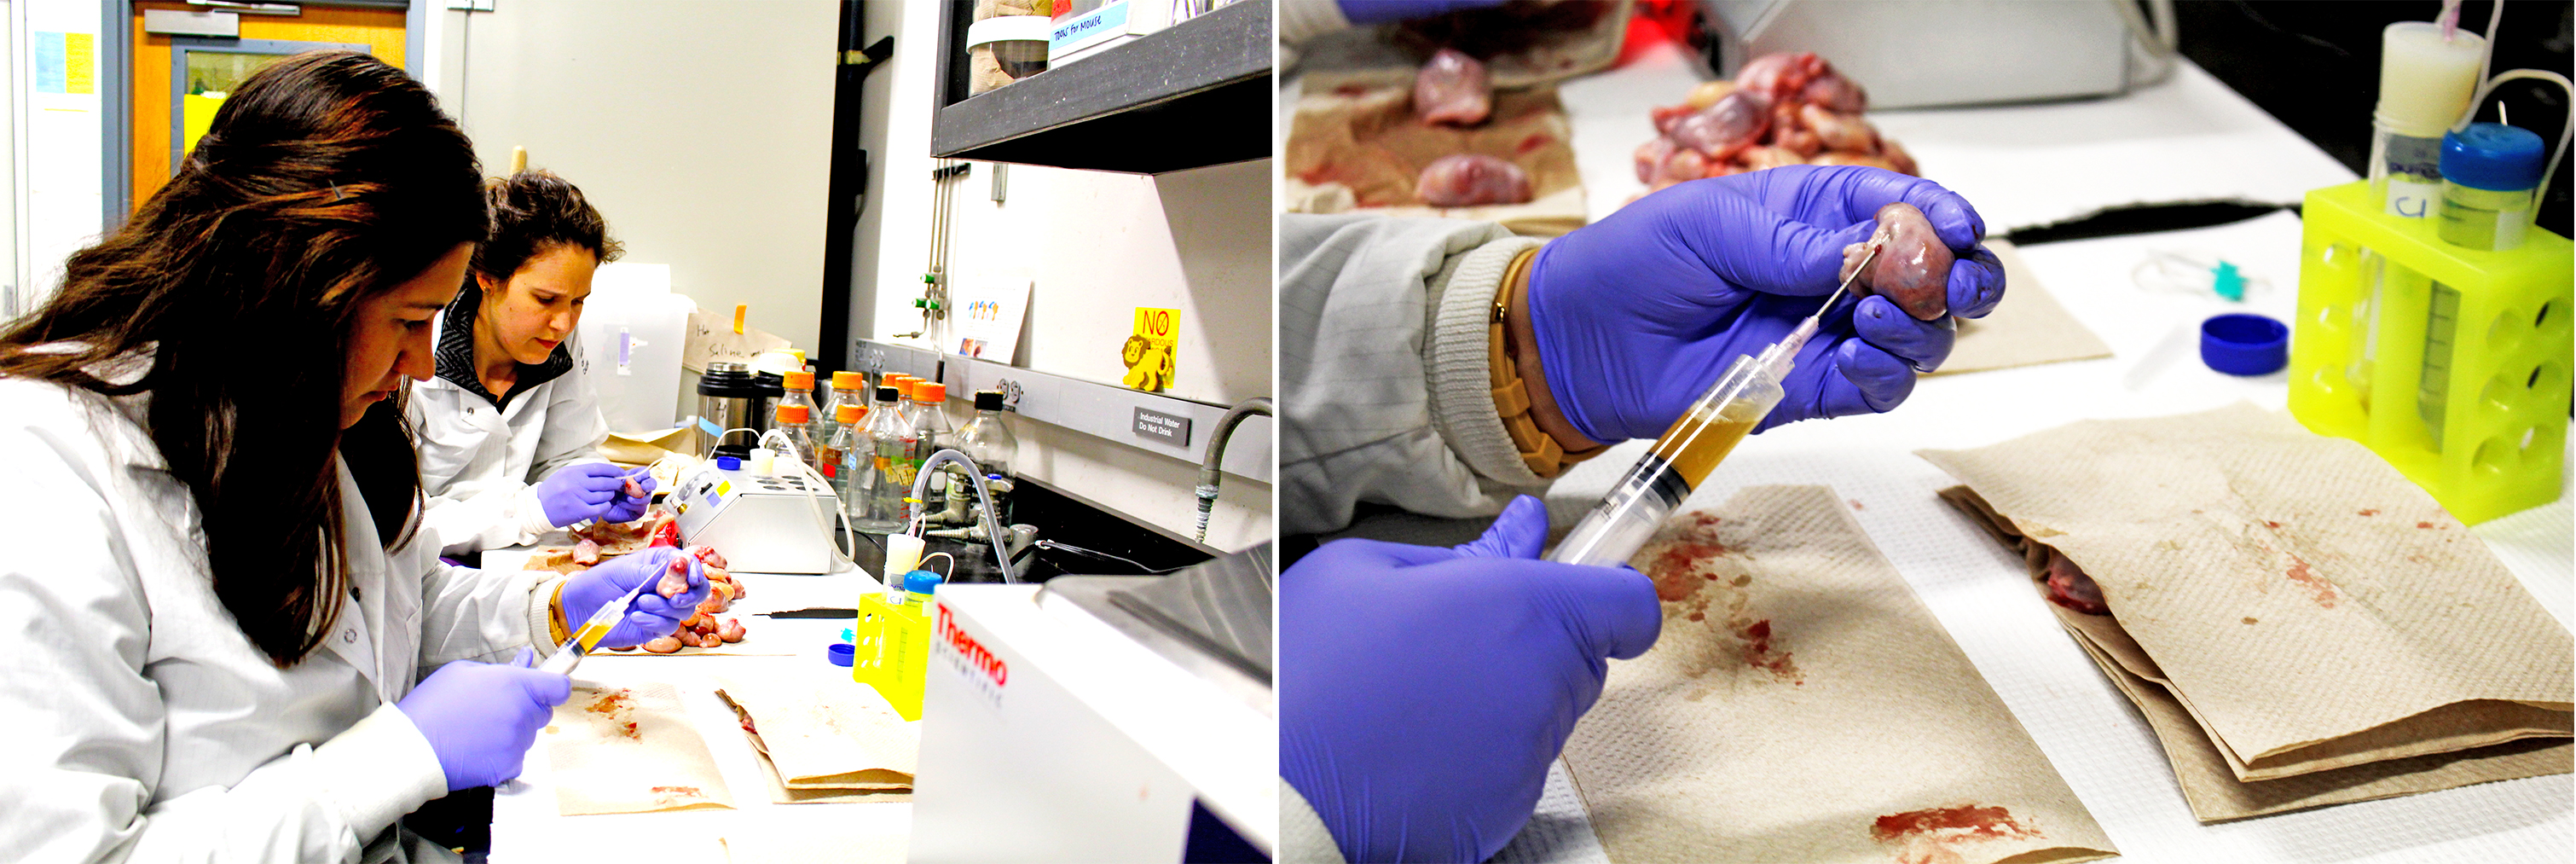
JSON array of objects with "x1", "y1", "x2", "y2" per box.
[{"x1": 1548, "y1": 251, "x2": 1876, "y2": 568}]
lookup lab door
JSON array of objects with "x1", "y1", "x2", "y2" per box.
[{"x1": 124, "y1": 1, "x2": 404, "y2": 212}]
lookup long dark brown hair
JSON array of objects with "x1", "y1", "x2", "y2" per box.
[{"x1": 0, "y1": 51, "x2": 487, "y2": 665}]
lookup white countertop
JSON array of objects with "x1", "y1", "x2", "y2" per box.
[
  {"x1": 480, "y1": 551, "x2": 912, "y2": 863},
  {"x1": 1486, "y1": 45, "x2": 2572, "y2": 864}
]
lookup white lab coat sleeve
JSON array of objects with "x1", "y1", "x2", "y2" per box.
[
  {"x1": 0, "y1": 405, "x2": 442, "y2": 864},
  {"x1": 525, "y1": 334, "x2": 613, "y2": 483},
  {"x1": 407, "y1": 391, "x2": 561, "y2": 554},
  {"x1": 1277, "y1": 0, "x2": 1352, "y2": 49},
  {"x1": 1279, "y1": 212, "x2": 1550, "y2": 535},
  {"x1": 409, "y1": 536, "x2": 567, "y2": 670},
  {"x1": 414, "y1": 481, "x2": 560, "y2": 556},
  {"x1": 1277, "y1": 779, "x2": 1350, "y2": 864}
]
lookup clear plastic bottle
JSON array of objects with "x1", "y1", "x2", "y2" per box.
[
  {"x1": 779, "y1": 370, "x2": 821, "y2": 444},
  {"x1": 820, "y1": 403, "x2": 864, "y2": 501},
  {"x1": 848, "y1": 386, "x2": 901, "y2": 531},
  {"x1": 772, "y1": 403, "x2": 818, "y2": 468},
  {"x1": 868, "y1": 384, "x2": 920, "y2": 529},
  {"x1": 951, "y1": 390, "x2": 1020, "y2": 525},
  {"x1": 824, "y1": 370, "x2": 868, "y2": 444},
  {"x1": 905, "y1": 382, "x2": 954, "y2": 522}
]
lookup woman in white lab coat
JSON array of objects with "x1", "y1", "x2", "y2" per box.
[
  {"x1": 408, "y1": 170, "x2": 647, "y2": 557},
  {"x1": 0, "y1": 52, "x2": 709, "y2": 862}
]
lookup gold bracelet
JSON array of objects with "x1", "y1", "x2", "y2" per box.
[
  {"x1": 547, "y1": 581, "x2": 571, "y2": 647},
  {"x1": 1490, "y1": 247, "x2": 1606, "y2": 478}
]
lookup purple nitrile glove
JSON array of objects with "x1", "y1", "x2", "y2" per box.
[
  {"x1": 1525, "y1": 165, "x2": 2006, "y2": 442},
  {"x1": 600, "y1": 467, "x2": 657, "y2": 525},
  {"x1": 534, "y1": 461, "x2": 628, "y2": 528},
  {"x1": 397, "y1": 647, "x2": 570, "y2": 792},
  {"x1": 1335, "y1": 0, "x2": 1507, "y2": 25},
  {"x1": 558, "y1": 546, "x2": 709, "y2": 650},
  {"x1": 1282, "y1": 495, "x2": 1661, "y2": 863}
]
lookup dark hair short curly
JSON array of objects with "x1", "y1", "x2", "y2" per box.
[{"x1": 472, "y1": 169, "x2": 621, "y2": 282}]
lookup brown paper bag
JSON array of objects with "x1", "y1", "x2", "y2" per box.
[
  {"x1": 545, "y1": 682, "x2": 736, "y2": 815},
  {"x1": 714, "y1": 677, "x2": 917, "y2": 798},
  {"x1": 1918, "y1": 403, "x2": 2573, "y2": 785},
  {"x1": 1561, "y1": 484, "x2": 2116, "y2": 864},
  {"x1": 1284, "y1": 84, "x2": 1585, "y2": 237},
  {"x1": 1941, "y1": 484, "x2": 2574, "y2": 821},
  {"x1": 1931, "y1": 240, "x2": 2113, "y2": 376}
]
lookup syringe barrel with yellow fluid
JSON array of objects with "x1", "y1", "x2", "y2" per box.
[{"x1": 1544, "y1": 352, "x2": 1785, "y2": 568}]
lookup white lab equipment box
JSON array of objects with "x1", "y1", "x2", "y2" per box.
[
  {"x1": 669, "y1": 462, "x2": 838, "y2": 574},
  {"x1": 908, "y1": 577, "x2": 1274, "y2": 862}
]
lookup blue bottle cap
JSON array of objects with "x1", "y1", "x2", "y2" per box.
[
  {"x1": 904, "y1": 569, "x2": 945, "y2": 594},
  {"x1": 715, "y1": 455, "x2": 743, "y2": 471},
  {"x1": 2440, "y1": 123, "x2": 2546, "y2": 192},
  {"x1": 2200, "y1": 313, "x2": 2289, "y2": 375},
  {"x1": 826, "y1": 641, "x2": 855, "y2": 666}
]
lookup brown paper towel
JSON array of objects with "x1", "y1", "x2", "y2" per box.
[
  {"x1": 1918, "y1": 403, "x2": 2573, "y2": 785},
  {"x1": 545, "y1": 682, "x2": 736, "y2": 815},
  {"x1": 1941, "y1": 484, "x2": 2574, "y2": 821},
  {"x1": 714, "y1": 676, "x2": 917, "y2": 802},
  {"x1": 1931, "y1": 240, "x2": 2113, "y2": 376},
  {"x1": 1561, "y1": 484, "x2": 2116, "y2": 864},
  {"x1": 1284, "y1": 84, "x2": 1585, "y2": 237}
]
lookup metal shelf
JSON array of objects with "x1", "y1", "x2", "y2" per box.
[
  {"x1": 929, "y1": 0, "x2": 1271, "y2": 175},
  {"x1": 854, "y1": 338, "x2": 1273, "y2": 485}
]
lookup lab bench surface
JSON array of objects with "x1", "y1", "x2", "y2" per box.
[
  {"x1": 481, "y1": 559, "x2": 912, "y2": 863},
  {"x1": 1296, "y1": 42, "x2": 2567, "y2": 864}
]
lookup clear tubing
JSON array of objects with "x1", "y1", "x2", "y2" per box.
[{"x1": 1547, "y1": 351, "x2": 1788, "y2": 568}]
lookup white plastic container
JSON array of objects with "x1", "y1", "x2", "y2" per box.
[{"x1": 576, "y1": 262, "x2": 692, "y2": 432}]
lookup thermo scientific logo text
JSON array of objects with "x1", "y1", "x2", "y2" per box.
[{"x1": 935, "y1": 604, "x2": 1009, "y2": 706}]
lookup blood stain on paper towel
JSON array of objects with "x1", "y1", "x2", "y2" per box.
[
  {"x1": 1652, "y1": 542, "x2": 1733, "y2": 600},
  {"x1": 2359, "y1": 509, "x2": 2379, "y2": 516},
  {"x1": 584, "y1": 688, "x2": 641, "y2": 739},
  {"x1": 1737, "y1": 618, "x2": 1802, "y2": 684},
  {"x1": 1850, "y1": 499, "x2": 1865, "y2": 510},
  {"x1": 2284, "y1": 556, "x2": 2337, "y2": 608},
  {"x1": 1870, "y1": 804, "x2": 2041, "y2": 864},
  {"x1": 648, "y1": 786, "x2": 706, "y2": 807},
  {"x1": 2263, "y1": 520, "x2": 2283, "y2": 529},
  {"x1": 2243, "y1": 617, "x2": 2260, "y2": 624}
]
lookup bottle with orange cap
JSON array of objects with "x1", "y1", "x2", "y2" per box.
[
  {"x1": 823, "y1": 370, "x2": 869, "y2": 443},
  {"x1": 903, "y1": 381, "x2": 954, "y2": 522},
  {"x1": 820, "y1": 401, "x2": 865, "y2": 501},
  {"x1": 773, "y1": 402, "x2": 818, "y2": 468},
  {"x1": 779, "y1": 370, "x2": 820, "y2": 443}
]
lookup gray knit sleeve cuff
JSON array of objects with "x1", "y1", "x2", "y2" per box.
[{"x1": 1423, "y1": 235, "x2": 1548, "y2": 489}]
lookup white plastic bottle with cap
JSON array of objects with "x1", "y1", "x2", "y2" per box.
[{"x1": 2371, "y1": 21, "x2": 2486, "y2": 218}]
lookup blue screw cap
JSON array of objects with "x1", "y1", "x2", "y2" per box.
[
  {"x1": 715, "y1": 455, "x2": 742, "y2": 471},
  {"x1": 826, "y1": 641, "x2": 855, "y2": 666},
  {"x1": 904, "y1": 569, "x2": 945, "y2": 594},
  {"x1": 2201, "y1": 313, "x2": 2289, "y2": 375},
  {"x1": 2440, "y1": 123, "x2": 2546, "y2": 192}
]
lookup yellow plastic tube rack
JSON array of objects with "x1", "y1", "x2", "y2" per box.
[{"x1": 2288, "y1": 180, "x2": 2572, "y2": 524}]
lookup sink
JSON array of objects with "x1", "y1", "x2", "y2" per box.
[{"x1": 842, "y1": 475, "x2": 1221, "y2": 584}]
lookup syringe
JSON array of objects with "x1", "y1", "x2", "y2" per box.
[{"x1": 1545, "y1": 248, "x2": 1874, "y2": 569}]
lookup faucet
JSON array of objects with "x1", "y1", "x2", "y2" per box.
[
  {"x1": 907, "y1": 449, "x2": 1018, "y2": 583},
  {"x1": 1195, "y1": 397, "x2": 1273, "y2": 544}
]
